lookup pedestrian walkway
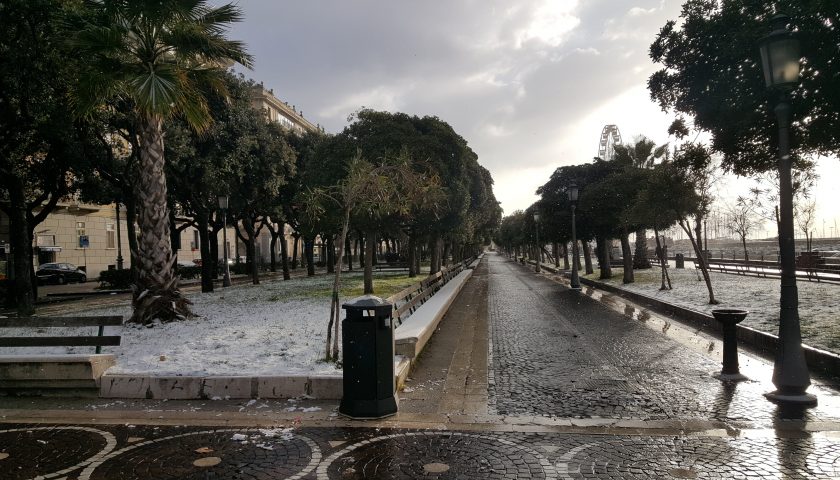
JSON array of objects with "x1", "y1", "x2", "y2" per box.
[{"x1": 1, "y1": 253, "x2": 839, "y2": 478}]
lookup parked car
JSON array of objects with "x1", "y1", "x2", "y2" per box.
[{"x1": 36, "y1": 263, "x2": 87, "y2": 285}]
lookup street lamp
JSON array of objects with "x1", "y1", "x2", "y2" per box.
[
  {"x1": 759, "y1": 14, "x2": 816, "y2": 406},
  {"x1": 568, "y1": 183, "x2": 581, "y2": 290},
  {"x1": 218, "y1": 196, "x2": 232, "y2": 288},
  {"x1": 115, "y1": 203, "x2": 124, "y2": 270},
  {"x1": 533, "y1": 212, "x2": 541, "y2": 273}
]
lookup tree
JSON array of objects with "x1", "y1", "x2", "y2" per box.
[
  {"x1": 649, "y1": 1, "x2": 840, "y2": 175},
  {"x1": 70, "y1": 0, "x2": 252, "y2": 324},
  {"x1": 725, "y1": 197, "x2": 761, "y2": 261},
  {"x1": 0, "y1": 0, "x2": 98, "y2": 313},
  {"x1": 612, "y1": 136, "x2": 668, "y2": 269},
  {"x1": 794, "y1": 200, "x2": 817, "y2": 252}
]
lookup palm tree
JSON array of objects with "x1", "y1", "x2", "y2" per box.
[
  {"x1": 70, "y1": 0, "x2": 252, "y2": 324},
  {"x1": 613, "y1": 137, "x2": 668, "y2": 270}
]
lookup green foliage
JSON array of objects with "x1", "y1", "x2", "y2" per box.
[
  {"x1": 176, "y1": 265, "x2": 202, "y2": 280},
  {"x1": 98, "y1": 268, "x2": 133, "y2": 289},
  {"x1": 649, "y1": 0, "x2": 840, "y2": 174}
]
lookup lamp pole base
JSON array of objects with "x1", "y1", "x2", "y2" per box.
[
  {"x1": 764, "y1": 390, "x2": 818, "y2": 406},
  {"x1": 714, "y1": 372, "x2": 749, "y2": 382}
]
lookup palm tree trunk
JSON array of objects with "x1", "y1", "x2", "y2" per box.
[
  {"x1": 131, "y1": 115, "x2": 191, "y2": 324},
  {"x1": 633, "y1": 228, "x2": 652, "y2": 269}
]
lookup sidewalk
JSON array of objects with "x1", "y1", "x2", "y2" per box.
[{"x1": 1, "y1": 253, "x2": 839, "y2": 478}]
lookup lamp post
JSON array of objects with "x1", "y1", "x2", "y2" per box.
[
  {"x1": 568, "y1": 183, "x2": 581, "y2": 290},
  {"x1": 115, "y1": 203, "x2": 124, "y2": 270},
  {"x1": 218, "y1": 196, "x2": 232, "y2": 288},
  {"x1": 533, "y1": 212, "x2": 541, "y2": 273},
  {"x1": 759, "y1": 14, "x2": 816, "y2": 406}
]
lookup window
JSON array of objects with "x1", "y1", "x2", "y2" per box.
[
  {"x1": 106, "y1": 223, "x2": 116, "y2": 249},
  {"x1": 192, "y1": 230, "x2": 199, "y2": 250},
  {"x1": 37, "y1": 235, "x2": 55, "y2": 246},
  {"x1": 76, "y1": 222, "x2": 86, "y2": 236}
]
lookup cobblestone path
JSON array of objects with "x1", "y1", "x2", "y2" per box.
[
  {"x1": 1, "y1": 423, "x2": 839, "y2": 479},
  {"x1": 487, "y1": 253, "x2": 840, "y2": 424}
]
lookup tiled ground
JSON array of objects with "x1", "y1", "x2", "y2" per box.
[
  {"x1": 1, "y1": 424, "x2": 838, "y2": 479},
  {"x1": 486, "y1": 254, "x2": 840, "y2": 424}
]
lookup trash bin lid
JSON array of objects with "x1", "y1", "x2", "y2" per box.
[{"x1": 342, "y1": 294, "x2": 392, "y2": 309}]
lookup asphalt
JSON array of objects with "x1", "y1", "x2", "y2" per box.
[{"x1": 1, "y1": 253, "x2": 839, "y2": 479}]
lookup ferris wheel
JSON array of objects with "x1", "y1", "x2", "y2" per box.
[{"x1": 597, "y1": 124, "x2": 622, "y2": 161}]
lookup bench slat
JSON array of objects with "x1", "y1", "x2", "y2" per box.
[
  {"x1": 0, "y1": 316, "x2": 124, "y2": 328},
  {"x1": 0, "y1": 336, "x2": 122, "y2": 347}
]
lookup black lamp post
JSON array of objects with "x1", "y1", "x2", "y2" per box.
[
  {"x1": 534, "y1": 212, "x2": 541, "y2": 273},
  {"x1": 759, "y1": 14, "x2": 816, "y2": 406},
  {"x1": 568, "y1": 183, "x2": 581, "y2": 290},
  {"x1": 115, "y1": 203, "x2": 124, "y2": 270},
  {"x1": 218, "y1": 196, "x2": 232, "y2": 288}
]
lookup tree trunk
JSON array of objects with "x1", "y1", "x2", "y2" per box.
[
  {"x1": 131, "y1": 115, "x2": 190, "y2": 324},
  {"x1": 197, "y1": 211, "x2": 213, "y2": 293},
  {"x1": 364, "y1": 229, "x2": 375, "y2": 294},
  {"x1": 357, "y1": 233, "x2": 365, "y2": 270},
  {"x1": 209, "y1": 220, "x2": 220, "y2": 280},
  {"x1": 429, "y1": 236, "x2": 441, "y2": 274},
  {"x1": 291, "y1": 234, "x2": 299, "y2": 269},
  {"x1": 596, "y1": 237, "x2": 611, "y2": 279},
  {"x1": 442, "y1": 241, "x2": 451, "y2": 268},
  {"x1": 694, "y1": 216, "x2": 704, "y2": 252},
  {"x1": 268, "y1": 226, "x2": 278, "y2": 273},
  {"x1": 621, "y1": 231, "x2": 634, "y2": 284},
  {"x1": 242, "y1": 216, "x2": 260, "y2": 285},
  {"x1": 741, "y1": 237, "x2": 749, "y2": 262},
  {"x1": 415, "y1": 240, "x2": 422, "y2": 275},
  {"x1": 654, "y1": 228, "x2": 671, "y2": 290},
  {"x1": 582, "y1": 240, "x2": 594, "y2": 274},
  {"x1": 407, "y1": 235, "x2": 417, "y2": 277},
  {"x1": 562, "y1": 243, "x2": 569, "y2": 269},
  {"x1": 681, "y1": 218, "x2": 718, "y2": 304},
  {"x1": 305, "y1": 236, "x2": 315, "y2": 276},
  {"x1": 326, "y1": 236, "x2": 335, "y2": 274},
  {"x1": 279, "y1": 223, "x2": 290, "y2": 280},
  {"x1": 326, "y1": 207, "x2": 352, "y2": 362},
  {"x1": 7, "y1": 180, "x2": 35, "y2": 314}
]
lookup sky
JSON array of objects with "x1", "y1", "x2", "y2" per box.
[{"x1": 228, "y1": 0, "x2": 840, "y2": 237}]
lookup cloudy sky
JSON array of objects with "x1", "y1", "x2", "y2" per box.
[{"x1": 230, "y1": 0, "x2": 840, "y2": 234}]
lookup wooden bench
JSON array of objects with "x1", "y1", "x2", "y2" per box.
[
  {"x1": 374, "y1": 262, "x2": 409, "y2": 272},
  {"x1": 387, "y1": 259, "x2": 472, "y2": 327},
  {"x1": 0, "y1": 316, "x2": 123, "y2": 395}
]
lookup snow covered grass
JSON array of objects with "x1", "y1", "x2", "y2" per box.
[
  {"x1": 586, "y1": 267, "x2": 840, "y2": 353},
  {"x1": 1, "y1": 271, "x2": 417, "y2": 376}
]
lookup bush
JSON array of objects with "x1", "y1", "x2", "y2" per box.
[
  {"x1": 98, "y1": 268, "x2": 133, "y2": 289},
  {"x1": 176, "y1": 265, "x2": 202, "y2": 280}
]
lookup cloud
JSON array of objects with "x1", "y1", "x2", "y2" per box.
[{"x1": 228, "y1": 0, "x2": 686, "y2": 214}]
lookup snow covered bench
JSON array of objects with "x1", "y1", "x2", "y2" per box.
[
  {"x1": 393, "y1": 268, "x2": 473, "y2": 358},
  {"x1": 0, "y1": 316, "x2": 122, "y2": 395}
]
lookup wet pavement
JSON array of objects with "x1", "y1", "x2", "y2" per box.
[{"x1": 1, "y1": 253, "x2": 840, "y2": 478}]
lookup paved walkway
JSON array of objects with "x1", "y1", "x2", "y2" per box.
[{"x1": 1, "y1": 253, "x2": 840, "y2": 478}]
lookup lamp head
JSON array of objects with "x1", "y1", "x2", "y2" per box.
[
  {"x1": 567, "y1": 183, "x2": 579, "y2": 202},
  {"x1": 218, "y1": 196, "x2": 229, "y2": 209},
  {"x1": 759, "y1": 14, "x2": 801, "y2": 91}
]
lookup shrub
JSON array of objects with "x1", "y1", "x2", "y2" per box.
[
  {"x1": 98, "y1": 268, "x2": 133, "y2": 289},
  {"x1": 176, "y1": 265, "x2": 202, "y2": 280}
]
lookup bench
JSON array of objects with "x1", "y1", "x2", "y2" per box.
[
  {"x1": 389, "y1": 258, "x2": 474, "y2": 358},
  {"x1": 374, "y1": 262, "x2": 409, "y2": 272},
  {"x1": 0, "y1": 316, "x2": 123, "y2": 394}
]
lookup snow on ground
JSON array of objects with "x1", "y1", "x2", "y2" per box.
[
  {"x1": 2, "y1": 271, "x2": 413, "y2": 376},
  {"x1": 587, "y1": 266, "x2": 840, "y2": 353}
]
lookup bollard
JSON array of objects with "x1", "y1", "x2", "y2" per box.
[
  {"x1": 711, "y1": 309, "x2": 749, "y2": 381},
  {"x1": 339, "y1": 295, "x2": 398, "y2": 419}
]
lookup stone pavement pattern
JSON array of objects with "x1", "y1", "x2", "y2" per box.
[
  {"x1": 2, "y1": 253, "x2": 840, "y2": 478},
  {"x1": 2, "y1": 423, "x2": 839, "y2": 479}
]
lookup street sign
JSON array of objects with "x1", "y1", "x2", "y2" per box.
[{"x1": 79, "y1": 235, "x2": 89, "y2": 248}]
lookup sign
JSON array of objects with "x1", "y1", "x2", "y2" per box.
[{"x1": 79, "y1": 235, "x2": 90, "y2": 248}]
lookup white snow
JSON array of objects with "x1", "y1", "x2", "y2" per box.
[
  {"x1": 589, "y1": 267, "x2": 840, "y2": 353},
  {"x1": 1, "y1": 272, "x2": 409, "y2": 376}
]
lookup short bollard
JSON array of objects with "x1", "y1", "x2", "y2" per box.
[
  {"x1": 339, "y1": 295, "x2": 398, "y2": 419},
  {"x1": 711, "y1": 309, "x2": 749, "y2": 381},
  {"x1": 675, "y1": 253, "x2": 685, "y2": 269}
]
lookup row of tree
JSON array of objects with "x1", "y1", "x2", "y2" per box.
[
  {"x1": 496, "y1": 0, "x2": 839, "y2": 306},
  {"x1": 0, "y1": 0, "x2": 501, "y2": 326}
]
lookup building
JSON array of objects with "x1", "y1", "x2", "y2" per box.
[{"x1": 250, "y1": 83, "x2": 322, "y2": 135}]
